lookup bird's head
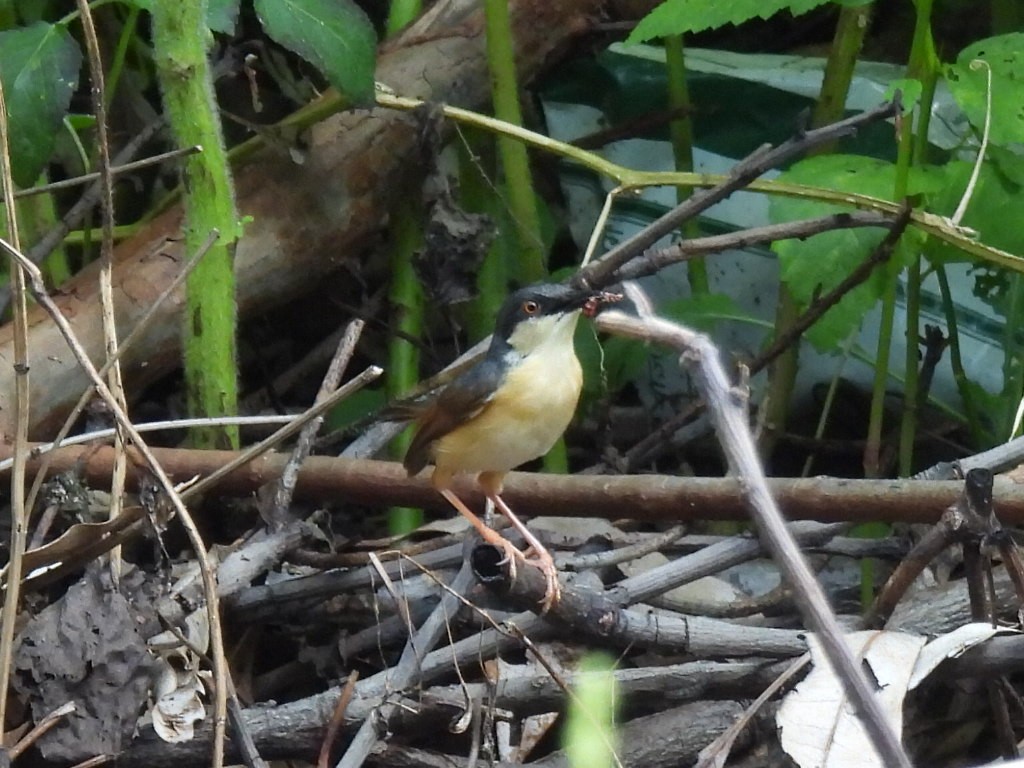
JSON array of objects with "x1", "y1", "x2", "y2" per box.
[{"x1": 492, "y1": 283, "x2": 614, "y2": 357}]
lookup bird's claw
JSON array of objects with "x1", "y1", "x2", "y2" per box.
[{"x1": 525, "y1": 551, "x2": 561, "y2": 614}]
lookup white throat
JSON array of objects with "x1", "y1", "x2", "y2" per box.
[{"x1": 505, "y1": 310, "x2": 581, "y2": 359}]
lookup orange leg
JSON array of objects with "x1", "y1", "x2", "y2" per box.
[
  {"x1": 439, "y1": 489, "x2": 521, "y2": 578},
  {"x1": 488, "y1": 493, "x2": 561, "y2": 613}
]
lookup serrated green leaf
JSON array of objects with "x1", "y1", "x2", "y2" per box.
[
  {"x1": 946, "y1": 33, "x2": 1024, "y2": 147},
  {"x1": 0, "y1": 22, "x2": 81, "y2": 187},
  {"x1": 627, "y1": 0, "x2": 832, "y2": 44},
  {"x1": 254, "y1": 0, "x2": 376, "y2": 104}
]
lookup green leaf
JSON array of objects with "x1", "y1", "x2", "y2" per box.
[
  {"x1": 627, "y1": 0, "x2": 832, "y2": 44},
  {"x1": 254, "y1": 0, "x2": 376, "y2": 104},
  {"x1": 770, "y1": 155, "x2": 926, "y2": 351},
  {"x1": 946, "y1": 33, "x2": 1024, "y2": 147},
  {"x1": 0, "y1": 22, "x2": 80, "y2": 187},
  {"x1": 206, "y1": 0, "x2": 240, "y2": 34}
]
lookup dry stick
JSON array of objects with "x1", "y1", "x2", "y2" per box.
[
  {"x1": 563, "y1": 524, "x2": 687, "y2": 570},
  {"x1": 76, "y1": 0, "x2": 130, "y2": 587},
  {"x1": 574, "y1": 98, "x2": 899, "y2": 289},
  {"x1": 13, "y1": 146, "x2": 197, "y2": 200},
  {"x1": 0, "y1": 236, "x2": 232, "y2": 768},
  {"x1": 318, "y1": 670, "x2": 360, "y2": 768},
  {"x1": 268, "y1": 319, "x2": 365, "y2": 522},
  {"x1": 613, "y1": 210, "x2": 897, "y2": 282},
  {"x1": 594, "y1": 308, "x2": 913, "y2": 768},
  {"x1": 0, "y1": 65, "x2": 32, "y2": 737},
  {"x1": 24, "y1": 118, "x2": 167, "y2": 268},
  {"x1": 24, "y1": 231, "x2": 216, "y2": 514},
  {"x1": 179, "y1": 365, "x2": 383, "y2": 503},
  {"x1": 8, "y1": 700, "x2": 76, "y2": 760},
  {"x1": 695, "y1": 653, "x2": 811, "y2": 768},
  {"x1": 336, "y1": 555, "x2": 478, "y2": 768}
]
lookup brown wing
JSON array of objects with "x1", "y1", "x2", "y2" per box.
[{"x1": 403, "y1": 357, "x2": 505, "y2": 476}]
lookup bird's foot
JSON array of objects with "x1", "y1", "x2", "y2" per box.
[
  {"x1": 480, "y1": 532, "x2": 560, "y2": 612},
  {"x1": 524, "y1": 549, "x2": 561, "y2": 614}
]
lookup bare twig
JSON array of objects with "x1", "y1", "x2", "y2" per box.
[
  {"x1": 0, "y1": 53, "x2": 31, "y2": 736},
  {"x1": 76, "y1": 0, "x2": 130, "y2": 589},
  {"x1": 8, "y1": 701, "x2": 77, "y2": 759},
  {"x1": 13, "y1": 145, "x2": 196, "y2": 200},
  {"x1": 614, "y1": 210, "x2": 897, "y2": 282},
  {"x1": 318, "y1": 670, "x2": 360, "y2": 768},
  {"x1": 266, "y1": 319, "x2": 365, "y2": 523}
]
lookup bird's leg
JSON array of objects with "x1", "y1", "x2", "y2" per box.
[
  {"x1": 439, "y1": 489, "x2": 520, "y2": 577},
  {"x1": 488, "y1": 493, "x2": 561, "y2": 613}
]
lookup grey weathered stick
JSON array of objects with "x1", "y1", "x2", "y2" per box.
[{"x1": 595, "y1": 307, "x2": 913, "y2": 768}]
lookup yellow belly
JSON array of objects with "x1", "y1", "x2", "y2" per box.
[{"x1": 433, "y1": 352, "x2": 583, "y2": 476}]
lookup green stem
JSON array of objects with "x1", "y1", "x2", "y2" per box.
[
  {"x1": 484, "y1": 0, "x2": 545, "y2": 283},
  {"x1": 386, "y1": 0, "x2": 421, "y2": 37},
  {"x1": 386, "y1": 206, "x2": 424, "y2": 534},
  {"x1": 458, "y1": 128, "x2": 507, "y2": 342},
  {"x1": 385, "y1": 0, "x2": 425, "y2": 535},
  {"x1": 152, "y1": 0, "x2": 240, "y2": 450},
  {"x1": 936, "y1": 265, "x2": 984, "y2": 444},
  {"x1": 895, "y1": 0, "x2": 937, "y2": 476},
  {"x1": 866, "y1": 0, "x2": 934, "y2": 476},
  {"x1": 664, "y1": 34, "x2": 707, "y2": 296},
  {"x1": 104, "y1": 4, "x2": 140, "y2": 108}
]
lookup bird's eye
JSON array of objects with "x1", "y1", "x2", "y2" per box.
[{"x1": 522, "y1": 300, "x2": 540, "y2": 315}]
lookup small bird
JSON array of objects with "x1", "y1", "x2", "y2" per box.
[{"x1": 402, "y1": 282, "x2": 616, "y2": 611}]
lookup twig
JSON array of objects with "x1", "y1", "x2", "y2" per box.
[
  {"x1": 13, "y1": 146, "x2": 196, "y2": 199},
  {"x1": 23, "y1": 117, "x2": 167, "y2": 269},
  {"x1": 562, "y1": 524, "x2": 687, "y2": 571},
  {"x1": 8, "y1": 701, "x2": 77, "y2": 759},
  {"x1": 318, "y1": 670, "x2": 360, "y2": 768},
  {"x1": 694, "y1": 653, "x2": 811, "y2": 768},
  {"x1": 0, "y1": 52, "x2": 31, "y2": 737},
  {"x1": 76, "y1": 0, "x2": 130, "y2": 588},
  {"x1": 266, "y1": 319, "x2": 364, "y2": 523},
  {"x1": 614, "y1": 210, "x2": 897, "y2": 282},
  {"x1": 747, "y1": 203, "x2": 912, "y2": 374},
  {"x1": 594, "y1": 307, "x2": 913, "y2": 768}
]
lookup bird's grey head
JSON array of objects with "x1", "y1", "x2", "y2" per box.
[{"x1": 491, "y1": 283, "x2": 597, "y2": 357}]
